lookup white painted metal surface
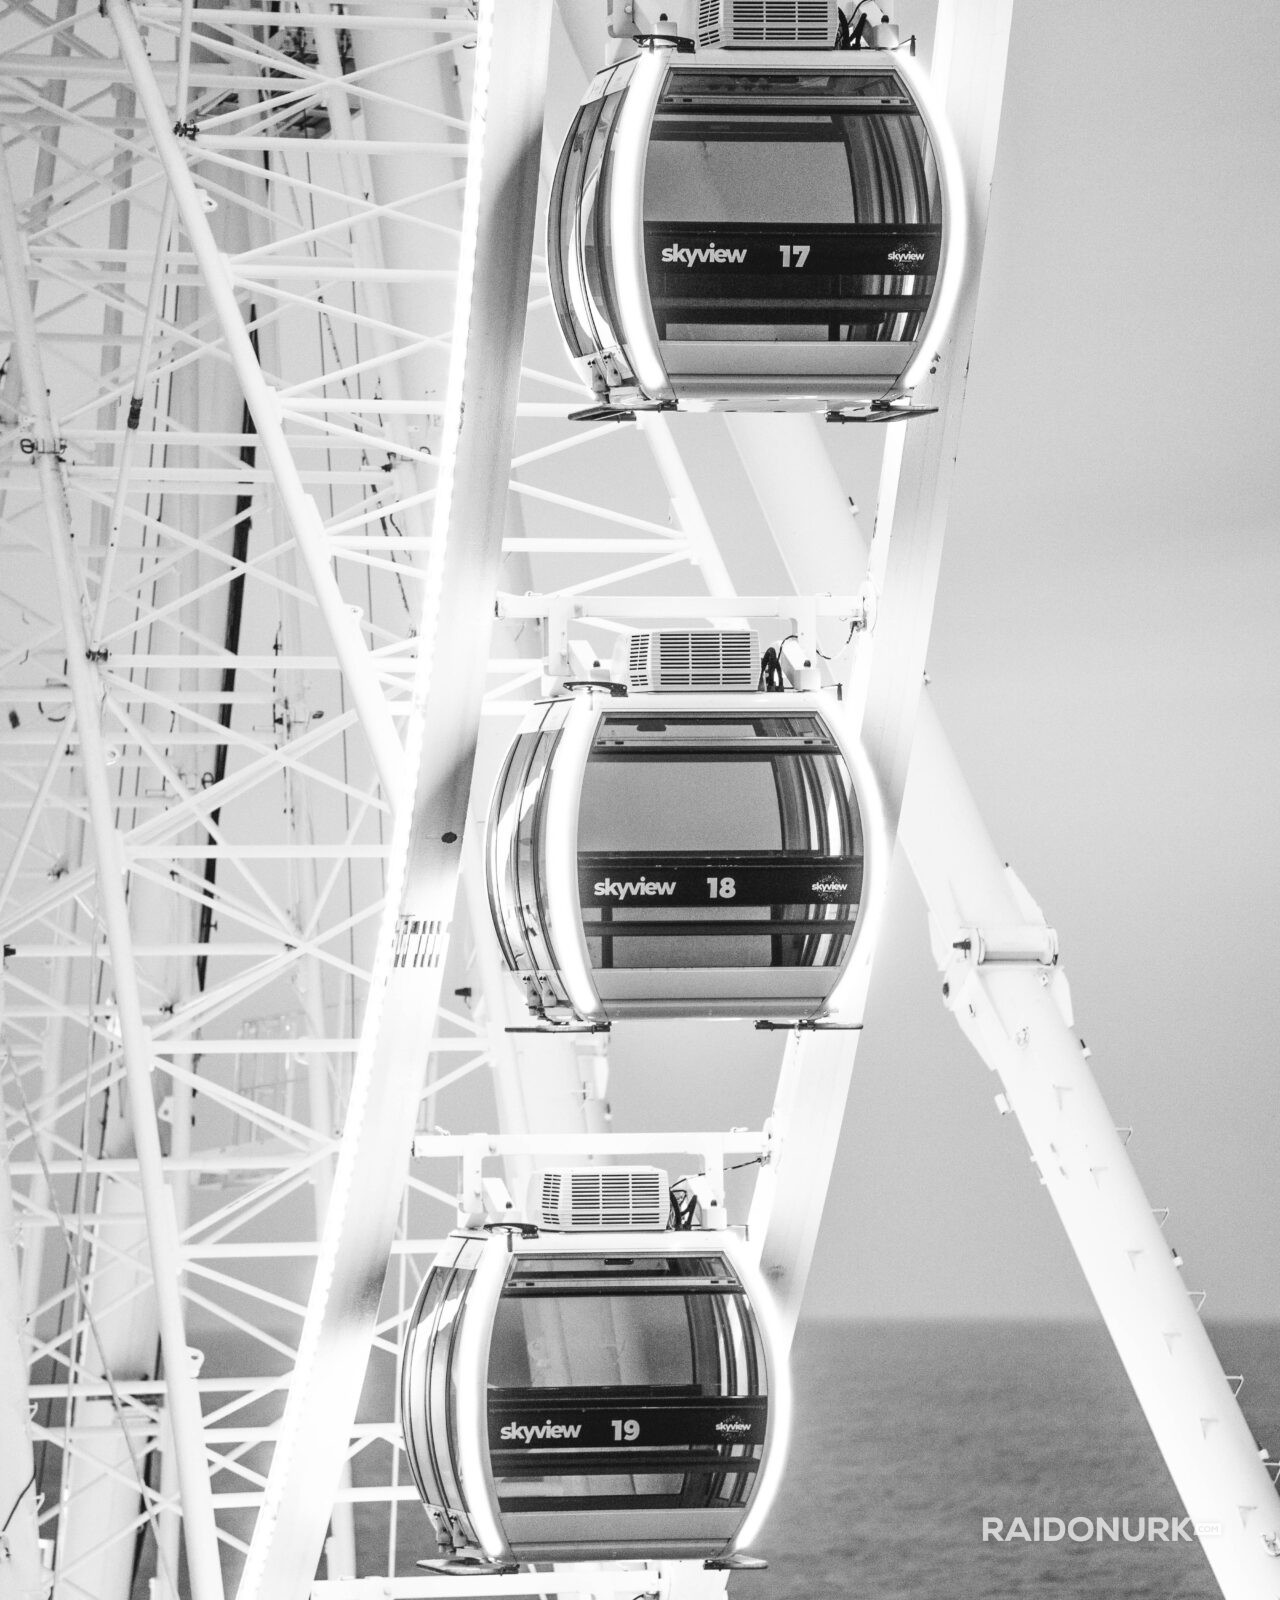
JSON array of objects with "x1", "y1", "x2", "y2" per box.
[
  {"x1": 731, "y1": 409, "x2": 1280, "y2": 1595},
  {"x1": 0, "y1": 4, "x2": 1274, "y2": 1600}
]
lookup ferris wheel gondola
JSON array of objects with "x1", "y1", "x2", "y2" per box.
[
  {"x1": 485, "y1": 642, "x2": 886, "y2": 1023},
  {"x1": 548, "y1": 44, "x2": 964, "y2": 415},
  {"x1": 400, "y1": 1228, "x2": 789, "y2": 1567}
]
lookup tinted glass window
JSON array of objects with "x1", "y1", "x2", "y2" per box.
[
  {"x1": 643, "y1": 69, "x2": 939, "y2": 343},
  {"x1": 578, "y1": 714, "x2": 863, "y2": 971},
  {"x1": 487, "y1": 1255, "x2": 766, "y2": 1512}
]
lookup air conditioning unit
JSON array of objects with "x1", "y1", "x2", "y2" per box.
[
  {"x1": 617, "y1": 629, "x2": 759, "y2": 692},
  {"x1": 697, "y1": 0, "x2": 838, "y2": 48},
  {"x1": 531, "y1": 1166, "x2": 670, "y2": 1231}
]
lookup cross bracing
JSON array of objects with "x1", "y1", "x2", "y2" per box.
[
  {"x1": 0, "y1": 2, "x2": 782, "y2": 1594},
  {"x1": 1, "y1": 4, "x2": 1278, "y2": 1600}
]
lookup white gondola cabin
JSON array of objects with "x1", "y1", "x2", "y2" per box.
[
  {"x1": 548, "y1": 43, "x2": 963, "y2": 413},
  {"x1": 400, "y1": 1228, "x2": 788, "y2": 1566},
  {"x1": 486, "y1": 645, "x2": 884, "y2": 1023}
]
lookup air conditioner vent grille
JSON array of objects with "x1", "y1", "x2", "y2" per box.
[
  {"x1": 698, "y1": 0, "x2": 836, "y2": 47},
  {"x1": 530, "y1": 1166, "x2": 669, "y2": 1231},
  {"x1": 622, "y1": 629, "x2": 758, "y2": 692}
]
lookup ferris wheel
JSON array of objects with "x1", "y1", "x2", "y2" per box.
[{"x1": 0, "y1": 4, "x2": 1276, "y2": 1600}]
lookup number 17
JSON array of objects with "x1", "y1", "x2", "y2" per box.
[{"x1": 779, "y1": 244, "x2": 810, "y2": 268}]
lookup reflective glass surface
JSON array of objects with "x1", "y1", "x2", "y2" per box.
[
  {"x1": 643, "y1": 68, "x2": 940, "y2": 343},
  {"x1": 487, "y1": 1254, "x2": 766, "y2": 1512},
  {"x1": 549, "y1": 76, "x2": 630, "y2": 364},
  {"x1": 578, "y1": 714, "x2": 863, "y2": 971}
]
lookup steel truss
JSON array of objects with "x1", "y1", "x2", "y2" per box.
[{"x1": 0, "y1": 4, "x2": 1276, "y2": 1600}]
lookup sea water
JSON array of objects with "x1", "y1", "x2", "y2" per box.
[{"x1": 757, "y1": 1320, "x2": 1280, "y2": 1600}]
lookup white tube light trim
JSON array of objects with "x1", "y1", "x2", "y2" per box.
[
  {"x1": 540, "y1": 697, "x2": 601, "y2": 1020},
  {"x1": 451, "y1": 1241, "x2": 509, "y2": 1561},
  {"x1": 822, "y1": 715, "x2": 889, "y2": 1021},
  {"x1": 610, "y1": 51, "x2": 669, "y2": 400},
  {"x1": 896, "y1": 49, "x2": 968, "y2": 392},
  {"x1": 728, "y1": 1234, "x2": 792, "y2": 1552}
]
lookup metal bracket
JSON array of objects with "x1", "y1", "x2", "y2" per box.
[
  {"x1": 826, "y1": 400, "x2": 939, "y2": 424},
  {"x1": 567, "y1": 404, "x2": 635, "y2": 423},
  {"x1": 503, "y1": 1022, "x2": 611, "y2": 1034},
  {"x1": 951, "y1": 926, "x2": 1059, "y2": 966},
  {"x1": 754, "y1": 1019, "x2": 864, "y2": 1032},
  {"x1": 497, "y1": 592, "x2": 868, "y2": 686}
]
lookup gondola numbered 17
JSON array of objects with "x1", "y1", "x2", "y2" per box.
[{"x1": 549, "y1": 12, "x2": 965, "y2": 416}]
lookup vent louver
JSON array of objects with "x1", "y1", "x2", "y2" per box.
[
  {"x1": 620, "y1": 629, "x2": 758, "y2": 692},
  {"x1": 697, "y1": 0, "x2": 837, "y2": 47},
  {"x1": 531, "y1": 1166, "x2": 669, "y2": 1231}
]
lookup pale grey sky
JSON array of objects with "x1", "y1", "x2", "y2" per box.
[{"x1": 609, "y1": 1, "x2": 1280, "y2": 1318}]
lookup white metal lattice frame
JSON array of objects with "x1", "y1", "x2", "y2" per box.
[
  {"x1": 1, "y1": 5, "x2": 1275, "y2": 1600},
  {"x1": 0, "y1": 2, "x2": 766, "y2": 1595}
]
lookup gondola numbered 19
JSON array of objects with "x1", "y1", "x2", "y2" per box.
[
  {"x1": 400, "y1": 1223, "x2": 789, "y2": 1568},
  {"x1": 485, "y1": 630, "x2": 886, "y2": 1024},
  {"x1": 548, "y1": 29, "x2": 965, "y2": 415}
]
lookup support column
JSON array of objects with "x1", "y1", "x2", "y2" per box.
[
  {"x1": 0, "y1": 1090, "x2": 46, "y2": 1600},
  {"x1": 237, "y1": 7, "x2": 553, "y2": 1595},
  {"x1": 0, "y1": 142, "x2": 225, "y2": 1600},
  {"x1": 729, "y1": 411, "x2": 1280, "y2": 1598},
  {"x1": 906, "y1": 724, "x2": 1280, "y2": 1600},
  {"x1": 734, "y1": 0, "x2": 1015, "y2": 1340}
]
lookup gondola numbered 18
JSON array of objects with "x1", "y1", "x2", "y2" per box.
[
  {"x1": 548, "y1": 40, "x2": 965, "y2": 415},
  {"x1": 485, "y1": 632, "x2": 886, "y2": 1024}
]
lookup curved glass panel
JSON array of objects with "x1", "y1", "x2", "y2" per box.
[
  {"x1": 400, "y1": 1242, "x2": 485, "y2": 1527},
  {"x1": 548, "y1": 74, "x2": 632, "y2": 368},
  {"x1": 643, "y1": 68, "x2": 940, "y2": 343},
  {"x1": 549, "y1": 95, "x2": 609, "y2": 359},
  {"x1": 577, "y1": 713, "x2": 864, "y2": 971},
  {"x1": 582, "y1": 88, "x2": 631, "y2": 359},
  {"x1": 487, "y1": 1254, "x2": 766, "y2": 1512},
  {"x1": 487, "y1": 724, "x2": 562, "y2": 977}
]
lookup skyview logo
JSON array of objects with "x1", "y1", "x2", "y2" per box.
[
  {"x1": 810, "y1": 876, "x2": 849, "y2": 899},
  {"x1": 660, "y1": 241, "x2": 747, "y2": 267},
  {"x1": 500, "y1": 1420, "x2": 582, "y2": 1444},
  {"x1": 593, "y1": 876, "x2": 677, "y2": 900},
  {"x1": 715, "y1": 1417, "x2": 754, "y2": 1436},
  {"x1": 887, "y1": 244, "x2": 927, "y2": 266}
]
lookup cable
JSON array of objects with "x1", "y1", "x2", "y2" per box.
[
  {"x1": 0, "y1": 1470, "x2": 35, "y2": 1536},
  {"x1": 668, "y1": 1182, "x2": 699, "y2": 1231},
  {"x1": 815, "y1": 616, "x2": 861, "y2": 662},
  {"x1": 760, "y1": 635, "x2": 799, "y2": 691},
  {"x1": 758, "y1": 647, "x2": 784, "y2": 693}
]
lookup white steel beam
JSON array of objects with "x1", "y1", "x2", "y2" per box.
[
  {"x1": 730, "y1": 414, "x2": 1280, "y2": 1596},
  {"x1": 103, "y1": 0, "x2": 403, "y2": 803},
  {"x1": 908, "y1": 710, "x2": 1280, "y2": 1598},
  {"x1": 728, "y1": 0, "x2": 1015, "y2": 1337},
  {"x1": 0, "y1": 1092, "x2": 44, "y2": 1600},
  {"x1": 0, "y1": 139, "x2": 225, "y2": 1600},
  {"x1": 238, "y1": 7, "x2": 553, "y2": 1595}
]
